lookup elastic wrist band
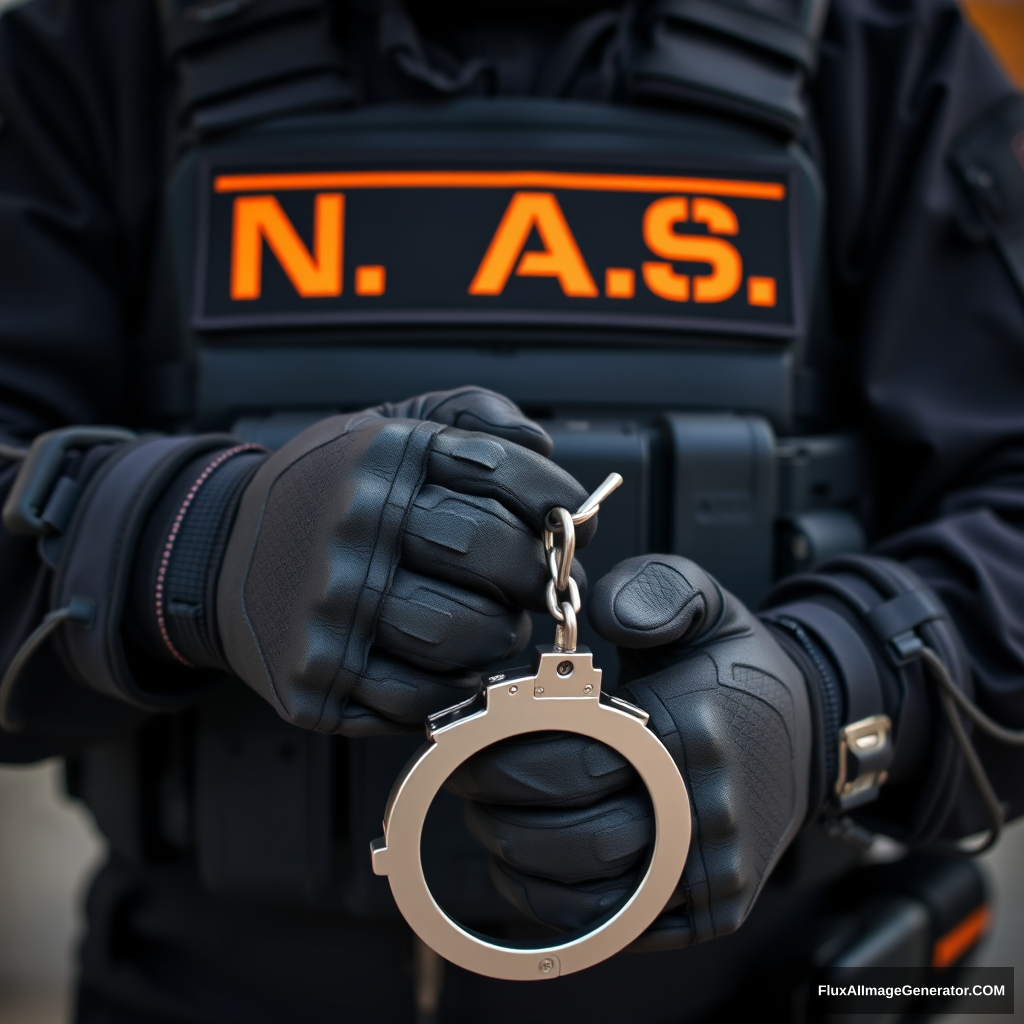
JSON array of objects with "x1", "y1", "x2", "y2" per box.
[{"x1": 156, "y1": 445, "x2": 265, "y2": 667}]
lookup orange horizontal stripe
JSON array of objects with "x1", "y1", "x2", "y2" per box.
[
  {"x1": 214, "y1": 170, "x2": 785, "y2": 201},
  {"x1": 932, "y1": 905, "x2": 990, "y2": 971}
]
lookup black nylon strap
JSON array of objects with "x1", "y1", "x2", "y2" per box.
[
  {"x1": 163, "y1": 449, "x2": 266, "y2": 669},
  {"x1": 649, "y1": 0, "x2": 825, "y2": 71},
  {"x1": 159, "y1": 0, "x2": 351, "y2": 131},
  {"x1": 629, "y1": 0, "x2": 828, "y2": 135},
  {"x1": 866, "y1": 590, "x2": 945, "y2": 648},
  {"x1": 629, "y1": 23, "x2": 807, "y2": 136},
  {"x1": 773, "y1": 600, "x2": 883, "y2": 725}
]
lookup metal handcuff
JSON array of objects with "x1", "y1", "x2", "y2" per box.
[{"x1": 370, "y1": 475, "x2": 692, "y2": 980}]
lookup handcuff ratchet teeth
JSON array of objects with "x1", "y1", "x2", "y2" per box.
[{"x1": 370, "y1": 474, "x2": 692, "y2": 981}]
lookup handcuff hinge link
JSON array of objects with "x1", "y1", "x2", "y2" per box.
[{"x1": 543, "y1": 474, "x2": 622, "y2": 653}]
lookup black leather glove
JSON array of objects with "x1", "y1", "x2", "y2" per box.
[
  {"x1": 106, "y1": 387, "x2": 592, "y2": 733},
  {"x1": 447, "y1": 554, "x2": 812, "y2": 947}
]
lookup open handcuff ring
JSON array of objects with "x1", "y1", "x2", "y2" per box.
[{"x1": 371, "y1": 477, "x2": 692, "y2": 981}]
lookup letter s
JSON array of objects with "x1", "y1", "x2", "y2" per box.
[{"x1": 641, "y1": 196, "x2": 742, "y2": 303}]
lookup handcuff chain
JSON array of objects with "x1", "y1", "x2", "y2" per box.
[{"x1": 543, "y1": 473, "x2": 623, "y2": 652}]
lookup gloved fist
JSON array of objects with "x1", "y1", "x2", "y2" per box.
[
  {"x1": 447, "y1": 554, "x2": 812, "y2": 947},
  {"x1": 214, "y1": 389, "x2": 592, "y2": 735},
  {"x1": 116, "y1": 388, "x2": 591, "y2": 734}
]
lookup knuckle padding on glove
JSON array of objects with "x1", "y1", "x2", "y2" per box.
[
  {"x1": 490, "y1": 859, "x2": 643, "y2": 932},
  {"x1": 376, "y1": 568, "x2": 529, "y2": 671},
  {"x1": 401, "y1": 485, "x2": 583, "y2": 611},
  {"x1": 219, "y1": 415, "x2": 445, "y2": 731},
  {"x1": 424, "y1": 430, "x2": 597, "y2": 545},
  {"x1": 624, "y1": 642, "x2": 799, "y2": 939},
  {"x1": 377, "y1": 385, "x2": 553, "y2": 457},
  {"x1": 347, "y1": 650, "x2": 477, "y2": 727}
]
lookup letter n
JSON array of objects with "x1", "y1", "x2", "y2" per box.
[
  {"x1": 231, "y1": 193, "x2": 344, "y2": 300},
  {"x1": 469, "y1": 192, "x2": 598, "y2": 298}
]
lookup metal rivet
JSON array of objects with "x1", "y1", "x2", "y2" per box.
[
  {"x1": 583, "y1": 683, "x2": 593, "y2": 694},
  {"x1": 539, "y1": 958, "x2": 554, "y2": 974},
  {"x1": 534, "y1": 686, "x2": 545, "y2": 695},
  {"x1": 557, "y1": 661, "x2": 573, "y2": 676},
  {"x1": 508, "y1": 685, "x2": 518, "y2": 695}
]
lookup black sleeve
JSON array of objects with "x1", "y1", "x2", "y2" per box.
[
  {"x1": 0, "y1": 0, "x2": 165, "y2": 762},
  {"x1": 813, "y1": 0, "x2": 1024, "y2": 823}
]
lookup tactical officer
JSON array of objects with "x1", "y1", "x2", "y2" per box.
[{"x1": 2, "y1": 0, "x2": 1024, "y2": 1021}]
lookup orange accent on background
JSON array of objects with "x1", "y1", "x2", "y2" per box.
[
  {"x1": 962, "y1": 0, "x2": 1024, "y2": 88},
  {"x1": 932, "y1": 905, "x2": 991, "y2": 971},
  {"x1": 215, "y1": 170, "x2": 785, "y2": 201},
  {"x1": 355, "y1": 265, "x2": 386, "y2": 296},
  {"x1": 231, "y1": 193, "x2": 344, "y2": 300},
  {"x1": 605, "y1": 268, "x2": 636, "y2": 299},
  {"x1": 748, "y1": 276, "x2": 777, "y2": 307},
  {"x1": 468, "y1": 192, "x2": 598, "y2": 298}
]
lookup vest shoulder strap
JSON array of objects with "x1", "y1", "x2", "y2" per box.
[
  {"x1": 159, "y1": 0, "x2": 353, "y2": 138},
  {"x1": 627, "y1": 0, "x2": 830, "y2": 136}
]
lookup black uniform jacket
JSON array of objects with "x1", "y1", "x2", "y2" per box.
[{"x1": 0, "y1": 0, "x2": 1022, "y2": 1020}]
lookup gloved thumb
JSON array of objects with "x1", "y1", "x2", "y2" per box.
[
  {"x1": 375, "y1": 386, "x2": 552, "y2": 455},
  {"x1": 588, "y1": 554, "x2": 724, "y2": 649}
]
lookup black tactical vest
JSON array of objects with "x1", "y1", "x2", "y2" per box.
[{"x1": 81, "y1": 0, "x2": 866, "y2": 923}]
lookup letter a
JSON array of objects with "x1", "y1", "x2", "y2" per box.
[
  {"x1": 231, "y1": 193, "x2": 344, "y2": 300},
  {"x1": 469, "y1": 192, "x2": 598, "y2": 297}
]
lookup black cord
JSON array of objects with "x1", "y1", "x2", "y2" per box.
[
  {"x1": 0, "y1": 606, "x2": 75, "y2": 732},
  {"x1": 919, "y1": 646, "x2": 1013, "y2": 855},
  {"x1": 0, "y1": 442, "x2": 28, "y2": 461},
  {"x1": 920, "y1": 646, "x2": 1024, "y2": 746}
]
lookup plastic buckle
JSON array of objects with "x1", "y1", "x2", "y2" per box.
[
  {"x1": 835, "y1": 714, "x2": 892, "y2": 811},
  {"x1": 2, "y1": 426, "x2": 135, "y2": 537},
  {"x1": 887, "y1": 629, "x2": 925, "y2": 666}
]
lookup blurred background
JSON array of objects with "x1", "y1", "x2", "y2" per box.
[{"x1": 0, "y1": 0, "x2": 1022, "y2": 1022}]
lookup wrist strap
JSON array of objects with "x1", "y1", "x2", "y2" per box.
[
  {"x1": 764, "y1": 600, "x2": 893, "y2": 810},
  {"x1": 157, "y1": 445, "x2": 265, "y2": 668},
  {"x1": 51, "y1": 434, "x2": 240, "y2": 708}
]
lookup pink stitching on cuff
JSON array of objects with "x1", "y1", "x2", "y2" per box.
[{"x1": 155, "y1": 444, "x2": 264, "y2": 667}]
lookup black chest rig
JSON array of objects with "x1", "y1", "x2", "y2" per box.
[{"x1": 104, "y1": 0, "x2": 865, "y2": 917}]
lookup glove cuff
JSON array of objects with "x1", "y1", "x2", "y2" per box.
[
  {"x1": 761, "y1": 554, "x2": 973, "y2": 843},
  {"x1": 761, "y1": 616, "x2": 842, "y2": 823},
  {"x1": 129, "y1": 443, "x2": 267, "y2": 671},
  {"x1": 51, "y1": 434, "x2": 247, "y2": 708}
]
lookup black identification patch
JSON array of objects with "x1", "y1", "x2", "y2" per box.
[{"x1": 194, "y1": 159, "x2": 798, "y2": 338}]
